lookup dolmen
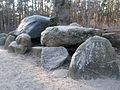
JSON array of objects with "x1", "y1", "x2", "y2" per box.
[{"x1": 0, "y1": 21, "x2": 119, "y2": 80}]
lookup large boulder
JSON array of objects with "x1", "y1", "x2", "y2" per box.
[
  {"x1": 41, "y1": 26, "x2": 102, "y2": 47},
  {"x1": 8, "y1": 41, "x2": 28, "y2": 54},
  {"x1": 69, "y1": 36, "x2": 119, "y2": 79},
  {"x1": 102, "y1": 33, "x2": 120, "y2": 49},
  {"x1": 9, "y1": 15, "x2": 57, "y2": 45},
  {"x1": 41, "y1": 47, "x2": 70, "y2": 70},
  {"x1": 0, "y1": 33, "x2": 8, "y2": 45},
  {"x1": 0, "y1": 37, "x2": 7, "y2": 45},
  {"x1": 8, "y1": 42, "x2": 28, "y2": 54},
  {"x1": 0, "y1": 33, "x2": 8, "y2": 38},
  {"x1": 8, "y1": 34, "x2": 31, "y2": 54},
  {"x1": 4, "y1": 35, "x2": 15, "y2": 49},
  {"x1": 15, "y1": 33, "x2": 31, "y2": 54},
  {"x1": 16, "y1": 33, "x2": 31, "y2": 49}
]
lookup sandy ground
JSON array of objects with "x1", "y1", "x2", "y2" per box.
[{"x1": 0, "y1": 46, "x2": 120, "y2": 90}]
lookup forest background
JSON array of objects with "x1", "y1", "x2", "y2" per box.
[{"x1": 0, "y1": 0, "x2": 120, "y2": 33}]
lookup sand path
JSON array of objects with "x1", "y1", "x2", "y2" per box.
[{"x1": 0, "y1": 47, "x2": 120, "y2": 90}]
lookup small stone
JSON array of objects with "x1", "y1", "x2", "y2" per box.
[
  {"x1": 15, "y1": 44, "x2": 27, "y2": 54},
  {"x1": 8, "y1": 41, "x2": 18, "y2": 53}
]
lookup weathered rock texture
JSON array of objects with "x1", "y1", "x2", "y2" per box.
[
  {"x1": 41, "y1": 26, "x2": 102, "y2": 47},
  {"x1": 8, "y1": 41, "x2": 28, "y2": 54},
  {"x1": 0, "y1": 33, "x2": 8, "y2": 38},
  {"x1": 4, "y1": 35, "x2": 15, "y2": 49},
  {"x1": 69, "y1": 36, "x2": 119, "y2": 79},
  {"x1": 31, "y1": 46, "x2": 43, "y2": 57},
  {"x1": 102, "y1": 33, "x2": 120, "y2": 48},
  {"x1": 41, "y1": 47, "x2": 70, "y2": 70},
  {"x1": 16, "y1": 33, "x2": 31, "y2": 49},
  {"x1": 15, "y1": 33, "x2": 31, "y2": 54},
  {"x1": 8, "y1": 41, "x2": 18, "y2": 53},
  {"x1": 13, "y1": 15, "x2": 57, "y2": 38},
  {"x1": 9, "y1": 15, "x2": 57, "y2": 45},
  {"x1": 14, "y1": 44, "x2": 28, "y2": 54},
  {"x1": 0, "y1": 37, "x2": 7, "y2": 45},
  {"x1": 8, "y1": 33, "x2": 31, "y2": 54}
]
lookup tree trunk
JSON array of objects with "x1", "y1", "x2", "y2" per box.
[{"x1": 53, "y1": 0, "x2": 71, "y2": 25}]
